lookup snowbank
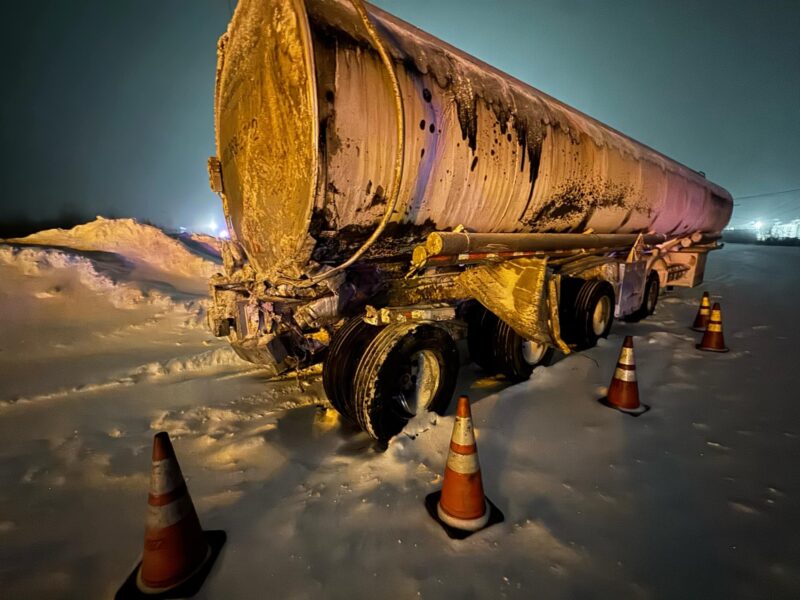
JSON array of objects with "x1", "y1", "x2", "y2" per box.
[
  {"x1": 178, "y1": 232, "x2": 224, "y2": 258},
  {"x1": 0, "y1": 244, "x2": 177, "y2": 311},
  {"x1": 8, "y1": 217, "x2": 220, "y2": 282}
]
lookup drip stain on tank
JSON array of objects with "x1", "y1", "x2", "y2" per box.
[
  {"x1": 280, "y1": 7, "x2": 732, "y2": 268},
  {"x1": 368, "y1": 185, "x2": 386, "y2": 208}
]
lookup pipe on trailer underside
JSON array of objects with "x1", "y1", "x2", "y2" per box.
[{"x1": 424, "y1": 231, "x2": 668, "y2": 257}]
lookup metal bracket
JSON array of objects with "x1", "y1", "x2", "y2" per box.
[{"x1": 363, "y1": 304, "x2": 456, "y2": 326}]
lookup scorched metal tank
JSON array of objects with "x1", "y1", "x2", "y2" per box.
[{"x1": 213, "y1": 0, "x2": 733, "y2": 280}]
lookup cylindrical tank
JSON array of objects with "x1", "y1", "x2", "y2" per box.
[{"x1": 214, "y1": 0, "x2": 733, "y2": 279}]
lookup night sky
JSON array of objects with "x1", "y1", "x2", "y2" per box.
[{"x1": 1, "y1": 0, "x2": 798, "y2": 233}]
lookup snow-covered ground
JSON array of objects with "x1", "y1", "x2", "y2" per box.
[{"x1": 0, "y1": 221, "x2": 798, "y2": 599}]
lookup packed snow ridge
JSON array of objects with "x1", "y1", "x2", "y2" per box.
[
  {"x1": 7, "y1": 216, "x2": 220, "y2": 282},
  {"x1": 0, "y1": 245, "x2": 182, "y2": 311}
]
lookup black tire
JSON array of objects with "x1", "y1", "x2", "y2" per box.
[
  {"x1": 353, "y1": 322, "x2": 459, "y2": 442},
  {"x1": 560, "y1": 278, "x2": 615, "y2": 350},
  {"x1": 624, "y1": 271, "x2": 660, "y2": 322},
  {"x1": 322, "y1": 317, "x2": 383, "y2": 422},
  {"x1": 492, "y1": 320, "x2": 555, "y2": 382},
  {"x1": 467, "y1": 305, "x2": 499, "y2": 373}
]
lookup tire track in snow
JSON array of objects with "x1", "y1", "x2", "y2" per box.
[{"x1": 0, "y1": 347, "x2": 252, "y2": 409}]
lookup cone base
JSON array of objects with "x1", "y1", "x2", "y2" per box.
[
  {"x1": 425, "y1": 491, "x2": 504, "y2": 539},
  {"x1": 598, "y1": 397, "x2": 650, "y2": 417},
  {"x1": 696, "y1": 344, "x2": 729, "y2": 353},
  {"x1": 438, "y1": 499, "x2": 490, "y2": 532},
  {"x1": 115, "y1": 530, "x2": 226, "y2": 599}
]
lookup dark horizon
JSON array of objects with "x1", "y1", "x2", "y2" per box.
[{"x1": 1, "y1": 0, "x2": 798, "y2": 234}]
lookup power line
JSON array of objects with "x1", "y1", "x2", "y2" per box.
[{"x1": 734, "y1": 187, "x2": 800, "y2": 201}]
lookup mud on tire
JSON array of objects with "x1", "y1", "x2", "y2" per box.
[
  {"x1": 353, "y1": 322, "x2": 459, "y2": 442},
  {"x1": 322, "y1": 317, "x2": 383, "y2": 422}
]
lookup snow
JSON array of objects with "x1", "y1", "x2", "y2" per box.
[
  {"x1": 8, "y1": 217, "x2": 221, "y2": 294},
  {"x1": 0, "y1": 226, "x2": 799, "y2": 598}
]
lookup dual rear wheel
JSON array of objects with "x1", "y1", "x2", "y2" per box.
[
  {"x1": 468, "y1": 277, "x2": 616, "y2": 378},
  {"x1": 467, "y1": 307, "x2": 554, "y2": 382},
  {"x1": 558, "y1": 278, "x2": 616, "y2": 350},
  {"x1": 323, "y1": 319, "x2": 458, "y2": 442}
]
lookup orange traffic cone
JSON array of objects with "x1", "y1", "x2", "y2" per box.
[
  {"x1": 116, "y1": 432, "x2": 225, "y2": 599},
  {"x1": 599, "y1": 336, "x2": 649, "y2": 416},
  {"x1": 697, "y1": 303, "x2": 729, "y2": 353},
  {"x1": 691, "y1": 292, "x2": 712, "y2": 331},
  {"x1": 425, "y1": 395, "x2": 503, "y2": 539}
]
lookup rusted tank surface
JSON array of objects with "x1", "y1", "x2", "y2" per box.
[{"x1": 214, "y1": 0, "x2": 733, "y2": 280}]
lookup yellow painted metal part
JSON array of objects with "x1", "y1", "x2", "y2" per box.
[
  {"x1": 457, "y1": 258, "x2": 551, "y2": 344},
  {"x1": 547, "y1": 276, "x2": 571, "y2": 354},
  {"x1": 214, "y1": 0, "x2": 318, "y2": 278}
]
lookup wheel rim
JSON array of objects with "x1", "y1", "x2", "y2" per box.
[
  {"x1": 521, "y1": 339, "x2": 547, "y2": 365},
  {"x1": 396, "y1": 350, "x2": 441, "y2": 417},
  {"x1": 592, "y1": 296, "x2": 612, "y2": 336}
]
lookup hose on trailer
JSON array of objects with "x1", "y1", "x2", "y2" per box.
[{"x1": 294, "y1": 0, "x2": 405, "y2": 288}]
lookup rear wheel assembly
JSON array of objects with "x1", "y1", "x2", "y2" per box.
[
  {"x1": 353, "y1": 322, "x2": 459, "y2": 442},
  {"x1": 468, "y1": 305, "x2": 552, "y2": 380},
  {"x1": 492, "y1": 320, "x2": 554, "y2": 382},
  {"x1": 560, "y1": 278, "x2": 615, "y2": 350}
]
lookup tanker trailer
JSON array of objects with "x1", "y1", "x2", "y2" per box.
[{"x1": 206, "y1": 0, "x2": 733, "y2": 442}]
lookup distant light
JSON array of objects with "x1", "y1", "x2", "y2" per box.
[
  {"x1": 208, "y1": 219, "x2": 217, "y2": 232},
  {"x1": 754, "y1": 220, "x2": 763, "y2": 229},
  {"x1": 178, "y1": 226, "x2": 187, "y2": 233},
  {"x1": 219, "y1": 229, "x2": 230, "y2": 239}
]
